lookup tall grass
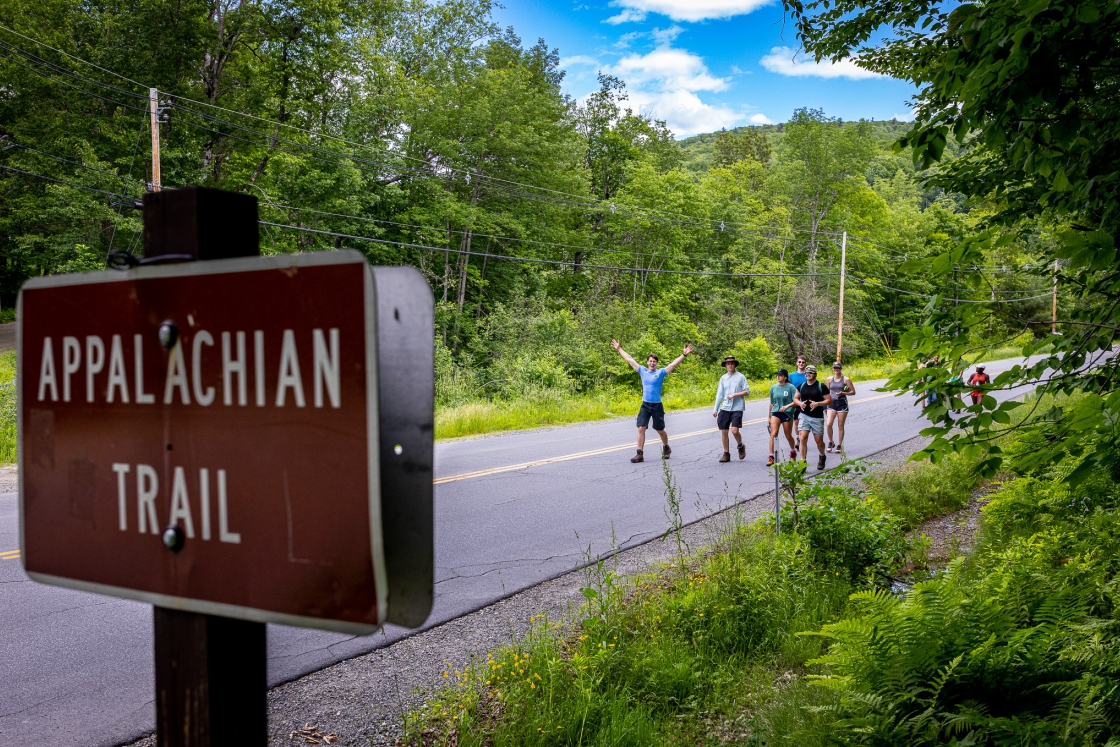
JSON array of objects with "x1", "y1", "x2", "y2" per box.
[
  {"x1": 866, "y1": 451, "x2": 982, "y2": 529},
  {"x1": 0, "y1": 351, "x2": 15, "y2": 464},
  {"x1": 403, "y1": 525, "x2": 853, "y2": 746}
]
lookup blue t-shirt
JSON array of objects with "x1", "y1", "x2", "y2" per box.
[
  {"x1": 639, "y1": 367, "x2": 668, "y2": 403},
  {"x1": 789, "y1": 371, "x2": 807, "y2": 389}
]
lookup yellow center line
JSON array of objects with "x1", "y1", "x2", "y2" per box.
[
  {"x1": 1, "y1": 550, "x2": 21, "y2": 559},
  {"x1": 433, "y1": 391, "x2": 903, "y2": 485}
]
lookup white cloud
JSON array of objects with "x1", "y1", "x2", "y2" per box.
[
  {"x1": 605, "y1": 7, "x2": 648, "y2": 23},
  {"x1": 560, "y1": 55, "x2": 601, "y2": 68},
  {"x1": 748, "y1": 113, "x2": 772, "y2": 124},
  {"x1": 608, "y1": 47, "x2": 730, "y2": 93},
  {"x1": 627, "y1": 90, "x2": 741, "y2": 135},
  {"x1": 759, "y1": 46, "x2": 882, "y2": 80},
  {"x1": 605, "y1": 0, "x2": 774, "y2": 23},
  {"x1": 615, "y1": 31, "x2": 643, "y2": 48},
  {"x1": 599, "y1": 42, "x2": 742, "y2": 135}
]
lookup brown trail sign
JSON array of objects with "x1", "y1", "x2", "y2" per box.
[{"x1": 17, "y1": 187, "x2": 433, "y2": 745}]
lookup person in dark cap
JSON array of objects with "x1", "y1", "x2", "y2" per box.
[
  {"x1": 767, "y1": 367, "x2": 799, "y2": 466},
  {"x1": 712, "y1": 354, "x2": 750, "y2": 463}
]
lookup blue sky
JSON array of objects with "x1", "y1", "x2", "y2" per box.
[{"x1": 494, "y1": 0, "x2": 919, "y2": 137}]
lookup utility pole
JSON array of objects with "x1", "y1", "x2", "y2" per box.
[
  {"x1": 835, "y1": 231, "x2": 847, "y2": 363},
  {"x1": 149, "y1": 88, "x2": 161, "y2": 192},
  {"x1": 1052, "y1": 259, "x2": 1059, "y2": 334}
]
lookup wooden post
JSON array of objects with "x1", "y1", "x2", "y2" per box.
[
  {"x1": 149, "y1": 88, "x2": 161, "y2": 192},
  {"x1": 1052, "y1": 259, "x2": 1059, "y2": 334},
  {"x1": 143, "y1": 187, "x2": 265, "y2": 746},
  {"x1": 154, "y1": 609, "x2": 267, "y2": 746},
  {"x1": 835, "y1": 231, "x2": 847, "y2": 363}
]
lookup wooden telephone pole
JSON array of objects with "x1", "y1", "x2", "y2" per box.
[
  {"x1": 1052, "y1": 259, "x2": 1059, "y2": 334},
  {"x1": 835, "y1": 231, "x2": 847, "y2": 363},
  {"x1": 149, "y1": 88, "x2": 161, "y2": 192}
]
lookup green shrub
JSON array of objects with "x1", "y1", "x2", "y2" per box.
[
  {"x1": 785, "y1": 478, "x2": 912, "y2": 586},
  {"x1": 780, "y1": 463, "x2": 1120, "y2": 745},
  {"x1": 731, "y1": 335, "x2": 778, "y2": 380}
]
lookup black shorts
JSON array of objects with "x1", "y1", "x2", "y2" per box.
[
  {"x1": 716, "y1": 409, "x2": 743, "y2": 430},
  {"x1": 770, "y1": 411, "x2": 791, "y2": 423},
  {"x1": 828, "y1": 399, "x2": 849, "y2": 413},
  {"x1": 637, "y1": 401, "x2": 665, "y2": 430}
]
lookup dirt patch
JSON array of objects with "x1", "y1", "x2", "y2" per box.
[{"x1": 0, "y1": 464, "x2": 17, "y2": 493}]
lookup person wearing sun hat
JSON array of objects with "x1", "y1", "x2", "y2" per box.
[{"x1": 712, "y1": 354, "x2": 750, "y2": 463}]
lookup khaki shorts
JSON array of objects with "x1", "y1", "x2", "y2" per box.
[{"x1": 798, "y1": 414, "x2": 824, "y2": 435}]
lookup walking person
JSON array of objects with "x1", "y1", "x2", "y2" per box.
[
  {"x1": 712, "y1": 355, "x2": 750, "y2": 463},
  {"x1": 767, "y1": 368, "x2": 799, "y2": 466},
  {"x1": 793, "y1": 365, "x2": 832, "y2": 470},
  {"x1": 825, "y1": 361, "x2": 856, "y2": 454},
  {"x1": 611, "y1": 340, "x2": 694, "y2": 463},
  {"x1": 967, "y1": 365, "x2": 989, "y2": 407},
  {"x1": 788, "y1": 355, "x2": 808, "y2": 389}
]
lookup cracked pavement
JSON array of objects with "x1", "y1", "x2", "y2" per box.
[{"x1": 0, "y1": 361, "x2": 1038, "y2": 747}]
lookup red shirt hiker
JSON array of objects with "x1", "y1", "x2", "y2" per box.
[{"x1": 968, "y1": 368, "x2": 990, "y2": 405}]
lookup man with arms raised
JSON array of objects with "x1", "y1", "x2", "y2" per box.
[
  {"x1": 793, "y1": 364, "x2": 832, "y2": 470},
  {"x1": 611, "y1": 340, "x2": 694, "y2": 463}
]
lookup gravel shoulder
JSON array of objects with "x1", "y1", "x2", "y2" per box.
[{"x1": 122, "y1": 436, "x2": 931, "y2": 747}]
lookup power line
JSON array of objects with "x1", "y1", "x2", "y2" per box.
[
  {"x1": 3, "y1": 140, "x2": 148, "y2": 187},
  {"x1": 849, "y1": 276, "x2": 1052, "y2": 303},
  {"x1": 0, "y1": 163, "x2": 141, "y2": 204},
  {"x1": 261, "y1": 221, "x2": 840, "y2": 279}
]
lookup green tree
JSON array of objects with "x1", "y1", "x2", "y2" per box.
[
  {"x1": 785, "y1": 0, "x2": 1120, "y2": 477},
  {"x1": 711, "y1": 128, "x2": 771, "y2": 168}
]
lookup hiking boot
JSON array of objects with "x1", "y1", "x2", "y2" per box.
[
  {"x1": 662, "y1": 444, "x2": 671, "y2": 460},
  {"x1": 630, "y1": 450, "x2": 644, "y2": 463},
  {"x1": 766, "y1": 454, "x2": 775, "y2": 466},
  {"x1": 737, "y1": 443, "x2": 746, "y2": 460},
  {"x1": 719, "y1": 452, "x2": 731, "y2": 463},
  {"x1": 817, "y1": 454, "x2": 826, "y2": 470},
  {"x1": 789, "y1": 449, "x2": 798, "y2": 461}
]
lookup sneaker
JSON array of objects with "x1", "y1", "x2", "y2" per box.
[
  {"x1": 789, "y1": 449, "x2": 798, "y2": 461},
  {"x1": 817, "y1": 454, "x2": 826, "y2": 470},
  {"x1": 737, "y1": 443, "x2": 746, "y2": 460},
  {"x1": 630, "y1": 450, "x2": 644, "y2": 463},
  {"x1": 662, "y1": 444, "x2": 672, "y2": 460},
  {"x1": 766, "y1": 454, "x2": 775, "y2": 466},
  {"x1": 719, "y1": 452, "x2": 731, "y2": 463},
  {"x1": 826, "y1": 442, "x2": 835, "y2": 453}
]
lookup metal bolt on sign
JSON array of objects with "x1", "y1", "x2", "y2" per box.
[{"x1": 17, "y1": 186, "x2": 434, "y2": 746}]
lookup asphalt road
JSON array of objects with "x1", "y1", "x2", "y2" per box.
[{"x1": 0, "y1": 358, "x2": 1031, "y2": 746}]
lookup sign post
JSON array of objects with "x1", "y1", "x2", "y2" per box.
[{"x1": 18, "y1": 187, "x2": 434, "y2": 745}]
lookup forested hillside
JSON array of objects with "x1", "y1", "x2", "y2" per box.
[{"x1": 0, "y1": 0, "x2": 1054, "y2": 426}]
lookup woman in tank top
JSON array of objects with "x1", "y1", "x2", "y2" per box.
[{"x1": 825, "y1": 361, "x2": 856, "y2": 453}]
